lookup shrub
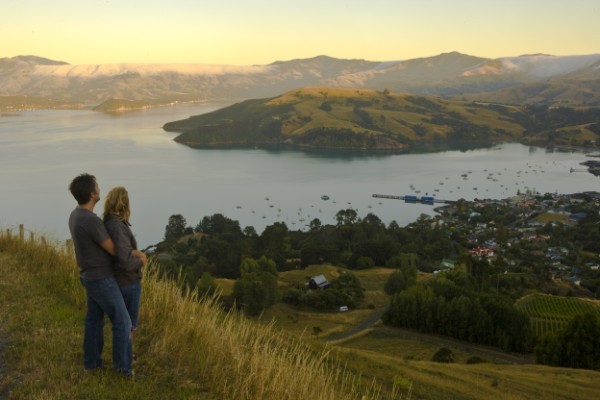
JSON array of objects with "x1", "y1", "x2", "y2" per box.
[
  {"x1": 356, "y1": 256, "x2": 375, "y2": 269},
  {"x1": 431, "y1": 347, "x2": 455, "y2": 363}
]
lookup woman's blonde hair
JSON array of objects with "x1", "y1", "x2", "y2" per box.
[{"x1": 103, "y1": 186, "x2": 131, "y2": 223}]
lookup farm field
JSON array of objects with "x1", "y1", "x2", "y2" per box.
[{"x1": 516, "y1": 293, "x2": 600, "y2": 337}]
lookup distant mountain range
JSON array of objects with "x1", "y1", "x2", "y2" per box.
[{"x1": 1, "y1": 52, "x2": 599, "y2": 110}]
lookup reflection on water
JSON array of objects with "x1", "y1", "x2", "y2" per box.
[{"x1": 0, "y1": 105, "x2": 598, "y2": 248}]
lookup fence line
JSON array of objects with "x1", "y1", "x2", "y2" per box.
[
  {"x1": 1, "y1": 223, "x2": 54, "y2": 247},
  {"x1": 0, "y1": 224, "x2": 75, "y2": 254}
]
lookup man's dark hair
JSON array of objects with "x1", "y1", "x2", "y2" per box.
[{"x1": 69, "y1": 173, "x2": 97, "y2": 205}]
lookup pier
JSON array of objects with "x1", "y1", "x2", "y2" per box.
[{"x1": 372, "y1": 193, "x2": 455, "y2": 204}]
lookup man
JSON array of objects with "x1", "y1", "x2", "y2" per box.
[{"x1": 68, "y1": 173, "x2": 146, "y2": 376}]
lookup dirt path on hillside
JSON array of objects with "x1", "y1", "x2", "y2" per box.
[{"x1": 325, "y1": 306, "x2": 535, "y2": 365}]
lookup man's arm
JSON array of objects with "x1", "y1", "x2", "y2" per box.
[
  {"x1": 100, "y1": 238, "x2": 116, "y2": 256},
  {"x1": 132, "y1": 249, "x2": 148, "y2": 266},
  {"x1": 107, "y1": 221, "x2": 146, "y2": 270}
]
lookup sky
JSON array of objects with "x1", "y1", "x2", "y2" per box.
[{"x1": 2, "y1": 0, "x2": 599, "y2": 66}]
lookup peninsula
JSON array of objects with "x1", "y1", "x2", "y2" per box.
[{"x1": 163, "y1": 87, "x2": 600, "y2": 152}]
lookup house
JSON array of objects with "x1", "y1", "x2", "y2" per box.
[
  {"x1": 569, "y1": 212, "x2": 587, "y2": 222},
  {"x1": 307, "y1": 274, "x2": 330, "y2": 290},
  {"x1": 440, "y1": 258, "x2": 456, "y2": 270},
  {"x1": 567, "y1": 276, "x2": 581, "y2": 286},
  {"x1": 469, "y1": 247, "x2": 494, "y2": 258}
]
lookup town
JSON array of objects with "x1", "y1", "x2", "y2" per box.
[{"x1": 433, "y1": 190, "x2": 600, "y2": 297}]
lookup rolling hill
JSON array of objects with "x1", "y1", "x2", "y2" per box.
[{"x1": 163, "y1": 87, "x2": 600, "y2": 151}]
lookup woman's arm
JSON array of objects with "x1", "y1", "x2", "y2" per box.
[{"x1": 105, "y1": 220, "x2": 143, "y2": 272}]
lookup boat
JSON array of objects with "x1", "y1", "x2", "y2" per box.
[{"x1": 321, "y1": 195, "x2": 330, "y2": 200}]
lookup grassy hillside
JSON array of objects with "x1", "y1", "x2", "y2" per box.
[
  {"x1": 163, "y1": 87, "x2": 526, "y2": 151},
  {"x1": 256, "y1": 264, "x2": 600, "y2": 400},
  {"x1": 516, "y1": 293, "x2": 600, "y2": 337},
  {"x1": 3, "y1": 230, "x2": 600, "y2": 400},
  {"x1": 461, "y1": 77, "x2": 600, "y2": 107},
  {"x1": 0, "y1": 230, "x2": 396, "y2": 400}
]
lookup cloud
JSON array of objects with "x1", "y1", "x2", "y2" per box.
[{"x1": 33, "y1": 63, "x2": 274, "y2": 77}]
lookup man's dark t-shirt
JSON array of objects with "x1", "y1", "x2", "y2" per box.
[{"x1": 68, "y1": 207, "x2": 113, "y2": 280}]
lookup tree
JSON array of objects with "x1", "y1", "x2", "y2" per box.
[
  {"x1": 234, "y1": 256, "x2": 280, "y2": 316},
  {"x1": 384, "y1": 254, "x2": 418, "y2": 295},
  {"x1": 384, "y1": 270, "x2": 408, "y2": 295},
  {"x1": 197, "y1": 272, "x2": 218, "y2": 296},
  {"x1": 164, "y1": 214, "x2": 187, "y2": 242},
  {"x1": 243, "y1": 226, "x2": 258, "y2": 238},
  {"x1": 336, "y1": 209, "x2": 358, "y2": 226},
  {"x1": 196, "y1": 213, "x2": 242, "y2": 240},
  {"x1": 387, "y1": 254, "x2": 418, "y2": 276},
  {"x1": 309, "y1": 218, "x2": 322, "y2": 232},
  {"x1": 259, "y1": 222, "x2": 290, "y2": 269},
  {"x1": 355, "y1": 256, "x2": 375, "y2": 269},
  {"x1": 535, "y1": 312, "x2": 600, "y2": 369},
  {"x1": 431, "y1": 347, "x2": 455, "y2": 363},
  {"x1": 199, "y1": 235, "x2": 242, "y2": 278}
]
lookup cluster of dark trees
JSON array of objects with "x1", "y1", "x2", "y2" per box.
[
  {"x1": 156, "y1": 210, "x2": 452, "y2": 315},
  {"x1": 383, "y1": 254, "x2": 418, "y2": 294},
  {"x1": 383, "y1": 270, "x2": 533, "y2": 352},
  {"x1": 157, "y1": 210, "x2": 453, "y2": 283},
  {"x1": 282, "y1": 272, "x2": 364, "y2": 311},
  {"x1": 535, "y1": 312, "x2": 600, "y2": 370}
]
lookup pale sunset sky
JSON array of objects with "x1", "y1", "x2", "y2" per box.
[{"x1": 2, "y1": 0, "x2": 599, "y2": 65}]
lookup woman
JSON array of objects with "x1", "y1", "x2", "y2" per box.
[{"x1": 103, "y1": 186, "x2": 147, "y2": 361}]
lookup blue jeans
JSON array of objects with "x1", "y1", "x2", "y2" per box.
[
  {"x1": 80, "y1": 276, "x2": 132, "y2": 374},
  {"x1": 120, "y1": 282, "x2": 142, "y2": 330}
]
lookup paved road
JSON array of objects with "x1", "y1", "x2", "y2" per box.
[{"x1": 325, "y1": 306, "x2": 389, "y2": 342}]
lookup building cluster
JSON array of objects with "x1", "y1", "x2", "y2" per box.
[{"x1": 434, "y1": 191, "x2": 600, "y2": 288}]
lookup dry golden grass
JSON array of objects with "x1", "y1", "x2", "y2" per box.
[
  {"x1": 0, "y1": 228, "x2": 402, "y2": 400},
  {"x1": 6, "y1": 227, "x2": 599, "y2": 399},
  {"x1": 444, "y1": 103, "x2": 524, "y2": 136},
  {"x1": 213, "y1": 278, "x2": 235, "y2": 296},
  {"x1": 335, "y1": 334, "x2": 600, "y2": 400},
  {"x1": 262, "y1": 302, "x2": 383, "y2": 337}
]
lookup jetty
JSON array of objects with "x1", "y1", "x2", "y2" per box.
[{"x1": 372, "y1": 193, "x2": 455, "y2": 205}]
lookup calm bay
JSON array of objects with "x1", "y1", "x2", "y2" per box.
[{"x1": 1, "y1": 103, "x2": 598, "y2": 248}]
